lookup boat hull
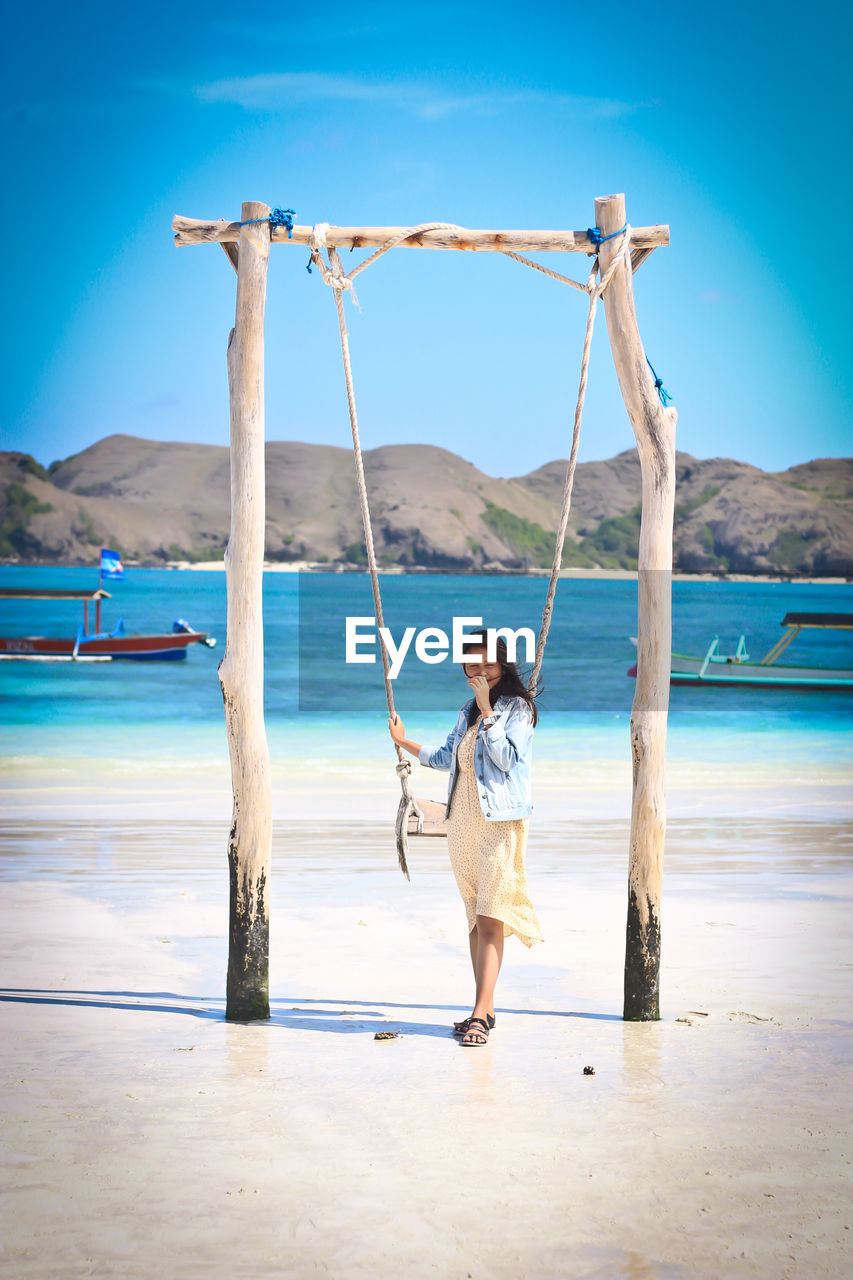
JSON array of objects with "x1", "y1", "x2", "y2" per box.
[
  {"x1": 668, "y1": 653, "x2": 853, "y2": 689},
  {"x1": 0, "y1": 633, "x2": 207, "y2": 661}
]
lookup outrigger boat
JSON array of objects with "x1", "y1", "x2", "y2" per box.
[
  {"x1": 0, "y1": 588, "x2": 216, "y2": 661},
  {"x1": 628, "y1": 612, "x2": 853, "y2": 689}
]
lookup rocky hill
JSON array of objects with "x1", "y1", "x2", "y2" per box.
[{"x1": 1, "y1": 434, "x2": 851, "y2": 575}]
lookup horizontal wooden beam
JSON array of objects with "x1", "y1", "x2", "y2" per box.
[{"x1": 173, "y1": 216, "x2": 670, "y2": 255}]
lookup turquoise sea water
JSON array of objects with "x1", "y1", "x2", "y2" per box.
[{"x1": 1, "y1": 567, "x2": 851, "y2": 782}]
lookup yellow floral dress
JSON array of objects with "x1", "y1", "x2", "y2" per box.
[{"x1": 446, "y1": 717, "x2": 544, "y2": 948}]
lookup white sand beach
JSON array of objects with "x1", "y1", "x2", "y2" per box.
[{"x1": 2, "y1": 776, "x2": 852, "y2": 1278}]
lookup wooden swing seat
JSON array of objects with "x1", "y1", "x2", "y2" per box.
[{"x1": 407, "y1": 798, "x2": 449, "y2": 838}]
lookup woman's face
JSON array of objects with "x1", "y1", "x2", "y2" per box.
[{"x1": 463, "y1": 647, "x2": 503, "y2": 690}]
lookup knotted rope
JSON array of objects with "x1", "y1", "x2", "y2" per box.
[
  {"x1": 307, "y1": 223, "x2": 360, "y2": 303},
  {"x1": 308, "y1": 219, "x2": 634, "y2": 871},
  {"x1": 586, "y1": 222, "x2": 628, "y2": 251},
  {"x1": 238, "y1": 207, "x2": 297, "y2": 236},
  {"x1": 646, "y1": 357, "x2": 673, "y2": 406}
]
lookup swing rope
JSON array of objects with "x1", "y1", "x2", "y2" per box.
[
  {"x1": 505, "y1": 229, "x2": 633, "y2": 692},
  {"x1": 307, "y1": 224, "x2": 476, "y2": 877},
  {"x1": 307, "y1": 220, "x2": 632, "y2": 872}
]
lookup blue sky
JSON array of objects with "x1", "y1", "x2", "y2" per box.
[{"x1": 2, "y1": 0, "x2": 851, "y2": 477}]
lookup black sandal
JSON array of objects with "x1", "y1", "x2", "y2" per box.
[
  {"x1": 452, "y1": 1013, "x2": 495, "y2": 1036},
  {"x1": 460, "y1": 1017, "x2": 490, "y2": 1047}
]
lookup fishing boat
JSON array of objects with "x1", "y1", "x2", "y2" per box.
[
  {"x1": 627, "y1": 613, "x2": 853, "y2": 689},
  {"x1": 0, "y1": 587, "x2": 216, "y2": 662}
]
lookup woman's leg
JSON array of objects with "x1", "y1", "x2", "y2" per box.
[
  {"x1": 471, "y1": 914, "x2": 504, "y2": 1023},
  {"x1": 468, "y1": 920, "x2": 479, "y2": 985},
  {"x1": 454, "y1": 921, "x2": 496, "y2": 1031}
]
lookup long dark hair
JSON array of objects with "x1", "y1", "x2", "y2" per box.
[{"x1": 461, "y1": 629, "x2": 540, "y2": 727}]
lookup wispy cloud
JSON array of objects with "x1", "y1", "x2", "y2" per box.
[{"x1": 191, "y1": 71, "x2": 644, "y2": 122}]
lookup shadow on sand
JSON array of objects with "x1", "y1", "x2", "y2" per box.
[{"x1": 0, "y1": 988, "x2": 624, "y2": 1034}]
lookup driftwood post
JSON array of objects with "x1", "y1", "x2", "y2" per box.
[
  {"x1": 219, "y1": 200, "x2": 273, "y2": 1021},
  {"x1": 595, "y1": 193, "x2": 677, "y2": 1021}
]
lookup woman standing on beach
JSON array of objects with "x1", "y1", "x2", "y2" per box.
[{"x1": 389, "y1": 631, "x2": 543, "y2": 1046}]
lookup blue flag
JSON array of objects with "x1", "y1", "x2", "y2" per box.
[{"x1": 100, "y1": 548, "x2": 125, "y2": 581}]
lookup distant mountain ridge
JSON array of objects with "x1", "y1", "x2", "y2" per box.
[{"x1": 1, "y1": 434, "x2": 851, "y2": 576}]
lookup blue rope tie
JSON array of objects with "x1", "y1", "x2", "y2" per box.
[
  {"x1": 237, "y1": 207, "x2": 296, "y2": 238},
  {"x1": 586, "y1": 222, "x2": 627, "y2": 251},
  {"x1": 647, "y1": 358, "x2": 673, "y2": 407}
]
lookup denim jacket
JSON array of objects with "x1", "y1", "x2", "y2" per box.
[{"x1": 418, "y1": 694, "x2": 534, "y2": 822}]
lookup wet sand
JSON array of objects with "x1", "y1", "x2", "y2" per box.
[
  {"x1": 1, "y1": 815, "x2": 851, "y2": 1278},
  {"x1": 3, "y1": 744, "x2": 851, "y2": 825}
]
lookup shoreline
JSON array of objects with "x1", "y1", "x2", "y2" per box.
[
  {"x1": 184, "y1": 562, "x2": 853, "y2": 583},
  {"x1": 3, "y1": 559, "x2": 850, "y2": 583},
  {"x1": 5, "y1": 749, "x2": 850, "y2": 824}
]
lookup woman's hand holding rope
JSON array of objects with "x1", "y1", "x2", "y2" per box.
[{"x1": 389, "y1": 715, "x2": 422, "y2": 758}]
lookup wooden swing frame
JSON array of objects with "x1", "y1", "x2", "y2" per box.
[{"x1": 172, "y1": 193, "x2": 677, "y2": 1024}]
